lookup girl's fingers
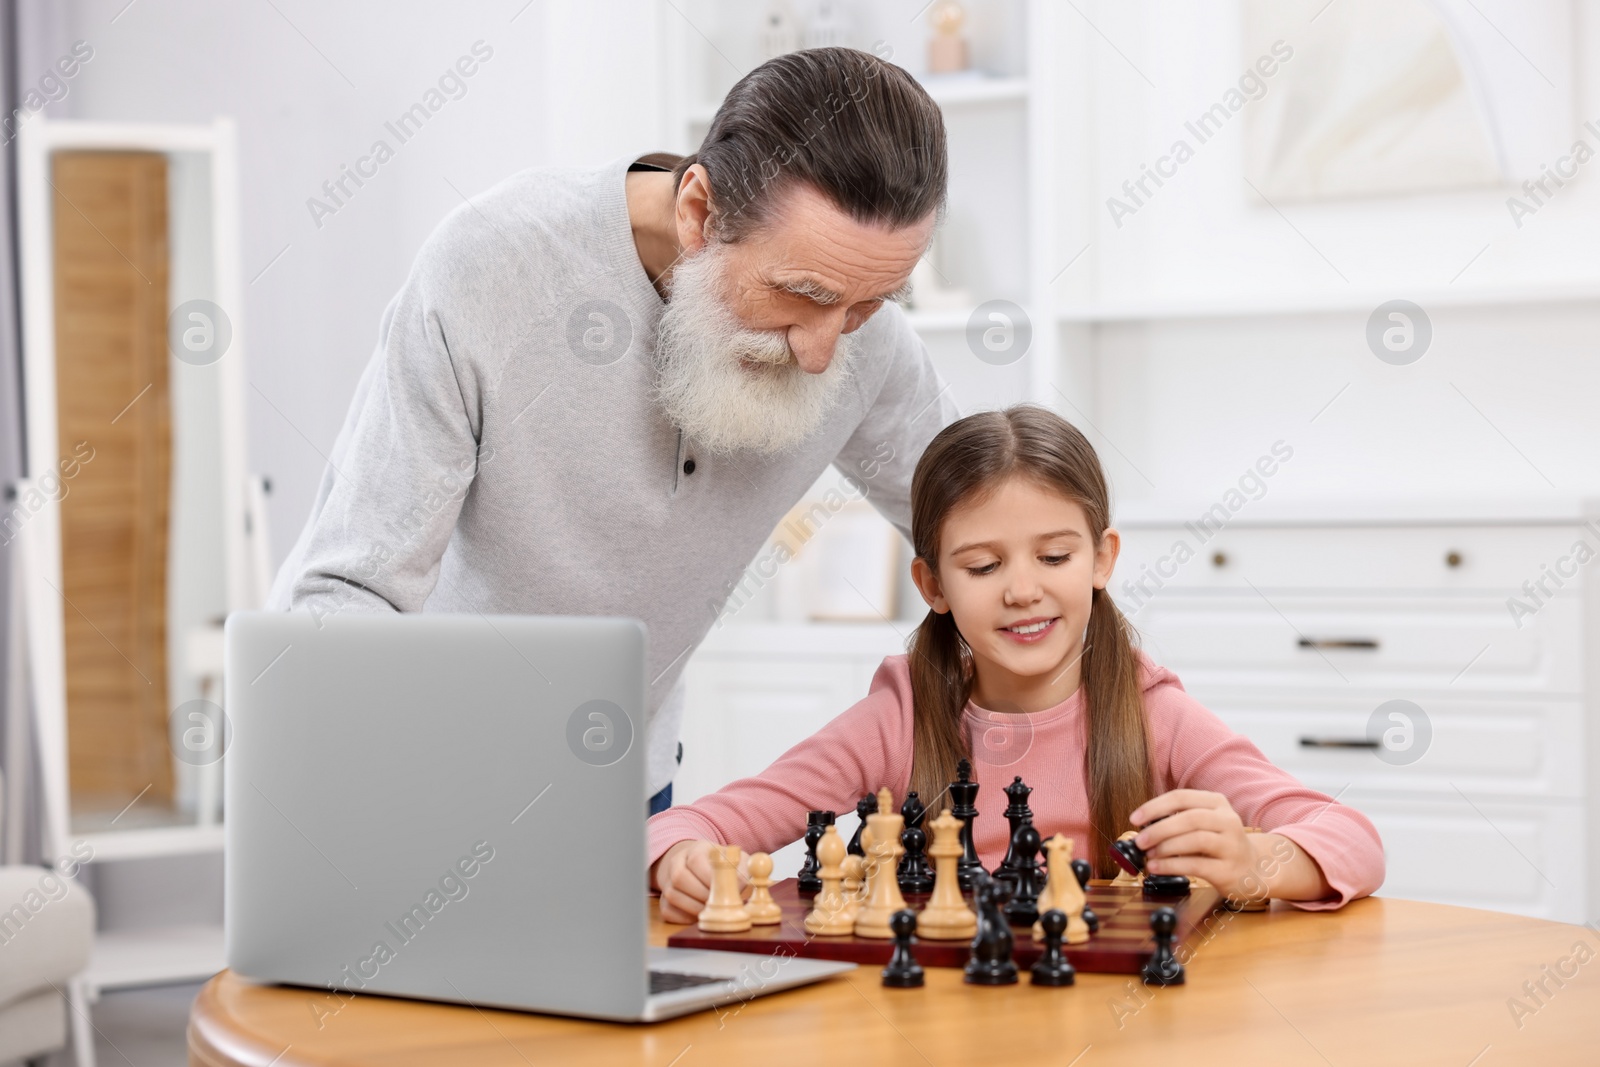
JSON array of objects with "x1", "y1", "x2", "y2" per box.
[
  {"x1": 1145, "y1": 829, "x2": 1227, "y2": 861},
  {"x1": 1136, "y1": 808, "x2": 1223, "y2": 850},
  {"x1": 1130, "y1": 789, "x2": 1226, "y2": 827}
]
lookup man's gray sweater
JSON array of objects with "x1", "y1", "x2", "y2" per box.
[{"x1": 269, "y1": 154, "x2": 961, "y2": 795}]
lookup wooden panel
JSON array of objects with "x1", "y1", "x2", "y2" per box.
[{"x1": 52, "y1": 150, "x2": 173, "y2": 815}]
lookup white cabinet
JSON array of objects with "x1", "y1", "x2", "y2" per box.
[{"x1": 1118, "y1": 499, "x2": 1597, "y2": 923}]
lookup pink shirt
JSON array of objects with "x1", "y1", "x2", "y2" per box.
[{"x1": 648, "y1": 653, "x2": 1385, "y2": 910}]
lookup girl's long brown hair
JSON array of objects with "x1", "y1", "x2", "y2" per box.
[{"x1": 906, "y1": 406, "x2": 1152, "y2": 875}]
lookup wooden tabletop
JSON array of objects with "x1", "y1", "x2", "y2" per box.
[{"x1": 189, "y1": 896, "x2": 1599, "y2": 1066}]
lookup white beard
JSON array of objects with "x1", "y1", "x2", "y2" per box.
[{"x1": 653, "y1": 242, "x2": 858, "y2": 456}]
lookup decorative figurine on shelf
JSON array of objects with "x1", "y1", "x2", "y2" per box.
[
  {"x1": 760, "y1": 0, "x2": 801, "y2": 60},
  {"x1": 928, "y1": 1, "x2": 969, "y2": 74},
  {"x1": 805, "y1": 0, "x2": 849, "y2": 49}
]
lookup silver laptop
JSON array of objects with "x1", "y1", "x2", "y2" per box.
[{"x1": 224, "y1": 612, "x2": 853, "y2": 1022}]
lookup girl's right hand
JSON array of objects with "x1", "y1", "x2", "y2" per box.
[{"x1": 652, "y1": 839, "x2": 748, "y2": 923}]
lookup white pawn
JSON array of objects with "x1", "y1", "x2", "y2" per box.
[{"x1": 698, "y1": 845, "x2": 753, "y2": 933}]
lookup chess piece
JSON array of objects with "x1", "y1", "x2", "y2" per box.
[
  {"x1": 963, "y1": 872, "x2": 1018, "y2": 986},
  {"x1": 926, "y1": 1, "x2": 969, "y2": 74},
  {"x1": 994, "y1": 776, "x2": 1033, "y2": 887},
  {"x1": 847, "y1": 793, "x2": 877, "y2": 856},
  {"x1": 840, "y1": 854, "x2": 866, "y2": 923},
  {"x1": 854, "y1": 789, "x2": 908, "y2": 938},
  {"x1": 697, "y1": 845, "x2": 753, "y2": 933},
  {"x1": 881, "y1": 909, "x2": 925, "y2": 988},
  {"x1": 1031, "y1": 909, "x2": 1076, "y2": 987},
  {"x1": 1034, "y1": 834, "x2": 1090, "y2": 945},
  {"x1": 745, "y1": 852, "x2": 783, "y2": 925},
  {"x1": 1070, "y1": 857, "x2": 1092, "y2": 890},
  {"x1": 804, "y1": 826, "x2": 854, "y2": 935},
  {"x1": 798, "y1": 810, "x2": 833, "y2": 894},
  {"x1": 1003, "y1": 822, "x2": 1043, "y2": 926},
  {"x1": 1081, "y1": 904, "x2": 1100, "y2": 934},
  {"x1": 898, "y1": 825, "x2": 935, "y2": 894},
  {"x1": 1111, "y1": 821, "x2": 1191, "y2": 898},
  {"x1": 1140, "y1": 906, "x2": 1185, "y2": 986},
  {"x1": 897, "y1": 792, "x2": 926, "y2": 880},
  {"x1": 917, "y1": 808, "x2": 977, "y2": 940},
  {"x1": 949, "y1": 759, "x2": 984, "y2": 891},
  {"x1": 1110, "y1": 830, "x2": 1144, "y2": 886},
  {"x1": 1144, "y1": 873, "x2": 1192, "y2": 899},
  {"x1": 759, "y1": 0, "x2": 800, "y2": 59}
]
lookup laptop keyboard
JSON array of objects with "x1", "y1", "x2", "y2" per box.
[{"x1": 650, "y1": 970, "x2": 730, "y2": 995}]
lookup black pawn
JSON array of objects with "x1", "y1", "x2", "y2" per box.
[
  {"x1": 797, "y1": 810, "x2": 832, "y2": 894},
  {"x1": 1140, "y1": 906, "x2": 1184, "y2": 986},
  {"x1": 898, "y1": 825, "x2": 935, "y2": 894},
  {"x1": 847, "y1": 794, "x2": 877, "y2": 856},
  {"x1": 1081, "y1": 904, "x2": 1100, "y2": 934},
  {"x1": 1070, "y1": 857, "x2": 1092, "y2": 890},
  {"x1": 963, "y1": 873, "x2": 1018, "y2": 986},
  {"x1": 881, "y1": 909, "x2": 925, "y2": 988},
  {"x1": 994, "y1": 776, "x2": 1033, "y2": 887},
  {"x1": 1003, "y1": 822, "x2": 1043, "y2": 926},
  {"x1": 1030, "y1": 909, "x2": 1076, "y2": 987},
  {"x1": 949, "y1": 759, "x2": 984, "y2": 892},
  {"x1": 897, "y1": 792, "x2": 927, "y2": 880}
]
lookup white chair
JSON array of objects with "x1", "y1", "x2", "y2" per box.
[{"x1": 0, "y1": 774, "x2": 95, "y2": 1067}]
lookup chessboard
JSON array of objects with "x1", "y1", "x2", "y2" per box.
[{"x1": 667, "y1": 877, "x2": 1224, "y2": 975}]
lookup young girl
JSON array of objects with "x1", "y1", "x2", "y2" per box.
[{"x1": 649, "y1": 406, "x2": 1384, "y2": 923}]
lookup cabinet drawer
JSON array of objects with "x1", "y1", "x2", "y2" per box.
[
  {"x1": 1209, "y1": 697, "x2": 1583, "y2": 800},
  {"x1": 1132, "y1": 595, "x2": 1578, "y2": 694},
  {"x1": 1114, "y1": 523, "x2": 1588, "y2": 592},
  {"x1": 1342, "y1": 792, "x2": 1584, "y2": 922}
]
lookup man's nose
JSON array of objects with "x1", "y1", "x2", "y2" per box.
[{"x1": 788, "y1": 312, "x2": 848, "y2": 374}]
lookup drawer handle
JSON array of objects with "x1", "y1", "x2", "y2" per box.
[
  {"x1": 1298, "y1": 736, "x2": 1381, "y2": 749},
  {"x1": 1297, "y1": 637, "x2": 1379, "y2": 651}
]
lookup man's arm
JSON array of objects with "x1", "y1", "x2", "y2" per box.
[
  {"x1": 268, "y1": 256, "x2": 484, "y2": 621},
  {"x1": 831, "y1": 302, "x2": 961, "y2": 539}
]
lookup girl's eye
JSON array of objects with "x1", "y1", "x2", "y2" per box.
[
  {"x1": 964, "y1": 562, "x2": 999, "y2": 577},
  {"x1": 1042, "y1": 554, "x2": 1071, "y2": 565}
]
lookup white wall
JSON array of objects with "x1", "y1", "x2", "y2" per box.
[
  {"x1": 1049, "y1": 0, "x2": 1600, "y2": 503},
  {"x1": 61, "y1": 0, "x2": 665, "y2": 569}
]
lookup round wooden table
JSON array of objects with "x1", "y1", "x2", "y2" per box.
[{"x1": 190, "y1": 896, "x2": 1598, "y2": 1065}]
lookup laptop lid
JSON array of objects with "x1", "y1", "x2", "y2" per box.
[{"x1": 224, "y1": 611, "x2": 650, "y2": 1020}]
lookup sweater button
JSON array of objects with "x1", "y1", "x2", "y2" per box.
[{"x1": 683, "y1": 459, "x2": 696, "y2": 475}]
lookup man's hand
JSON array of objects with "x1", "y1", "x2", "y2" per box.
[{"x1": 651, "y1": 840, "x2": 750, "y2": 924}]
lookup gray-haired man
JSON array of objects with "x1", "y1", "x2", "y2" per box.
[{"x1": 270, "y1": 47, "x2": 961, "y2": 813}]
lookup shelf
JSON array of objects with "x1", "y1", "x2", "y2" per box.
[
  {"x1": 86, "y1": 922, "x2": 224, "y2": 994},
  {"x1": 1056, "y1": 280, "x2": 1600, "y2": 324},
  {"x1": 76, "y1": 823, "x2": 224, "y2": 862},
  {"x1": 918, "y1": 73, "x2": 1029, "y2": 106}
]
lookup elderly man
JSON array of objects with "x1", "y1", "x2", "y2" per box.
[{"x1": 270, "y1": 47, "x2": 960, "y2": 814}]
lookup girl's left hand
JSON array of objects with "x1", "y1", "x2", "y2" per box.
[{"x1": 1129, "y1": 790, "x2": 1264, "y2": 903}]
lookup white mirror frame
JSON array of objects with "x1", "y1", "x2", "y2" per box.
[{"x1": 16, "y1": 118, "x2": 252, "y2": 862}]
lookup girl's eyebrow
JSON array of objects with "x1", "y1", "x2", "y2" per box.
[{"x1": 949, "y1": 529, "x2": 1085, "y2": 555}]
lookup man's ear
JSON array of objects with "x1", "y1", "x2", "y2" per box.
[
  {"x1": 675, "y1": 163, "x2": 713, "y2": 254},
  {"x1": 1093, "y1": 527, "x2": 1122, "y2": 591},
  {"x1": 910, "y1": 556, "x2": 950, "y2": 613}
]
